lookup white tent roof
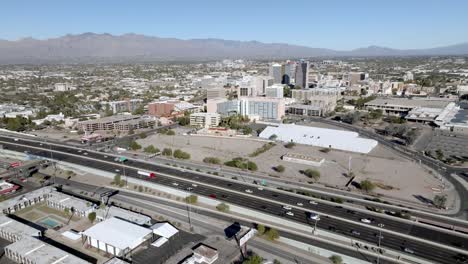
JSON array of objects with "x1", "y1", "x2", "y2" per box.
[
  {"x1": 151, "y1": 222, "x2": 178, "y2": 238},
  {"x1": 83, "y1": 217, "x2": 151, "y2": 250},
  {"x1": 259, "y1": 124, "x2": 377, "y2": 154}
]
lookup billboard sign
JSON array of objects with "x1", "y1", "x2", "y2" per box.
[{"x1": 239, "y1": 228, "x2": 256, "y2": 246}]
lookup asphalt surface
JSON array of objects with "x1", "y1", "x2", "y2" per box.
[
  {"x1": 59, "y1": 178, "x2": 397, "y2": 264},
  {"x1": 0, "y1": 137, "x2": 467, "y2": 264}
]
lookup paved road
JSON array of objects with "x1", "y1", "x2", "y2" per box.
[
  {"x1": 2, "y1": 138, "x2": 468, "y2": 263},
  {"x1": 58, "y1": 177, "x2": 396, "y2": 264}
]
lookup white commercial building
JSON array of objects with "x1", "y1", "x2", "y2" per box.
[
  {"x1": 259, "y1": 124, "x2": 377, "y2": 154},
  {"x1": 190, "y1": 113, "x2": 221, "y2": 128},
  {"x1": 0, "y1": 215, "x2": 42, "y2": 242},
  {"x1": 82, "y1": 217, "x2": 153, "y2": 257},
  {"x1": 47, "y1": 191, "x2": 95, "y2": 218},
  {"x1": 265, "y1": 84, "x2": 284, "y2": 98},
  {"x1": 5, "y1": 236, "x2": 89, "y2": 264},
  {"x1": 95, "y1": 206, "x2": 152, "y2": 226}
]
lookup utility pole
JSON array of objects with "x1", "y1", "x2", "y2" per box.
[{"x1": 377, "y1": 223, "x2": 384, "y2": 264}]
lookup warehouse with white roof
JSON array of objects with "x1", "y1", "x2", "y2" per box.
[
  {"x1": 82, "y1": 217, "x2": 153, "y2": 257},
  {"x1": 259, "y1": 124, "x2": 377, "y2": 153}
]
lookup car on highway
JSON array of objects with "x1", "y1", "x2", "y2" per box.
[
  {"x1": 13, "y1": 138, "x2": 19, "y2": 141},
  {"x1": 115, "y1": 169, "x2": 120, "y2": 172},
  {"x1": 309, "y1": 200, "x2": 318, "y2": 205},
  {"x1": 171, "y1": 182, "x2": 179, "y2": 186},
  {"x1": 296, "y1": 202, "x2": 303, "y2": 206},
  {"x1": 186, "y1": 187, "x2": 193, "y2": 191},
  {"x1": 257, "y1": 187, "x2": 264, "y2": 191},
  {"x1": 361, "y1": 218, "x2": 372, "y2": 224},
  {"x1": 309, "y1": 213, "x2": 320, "y2": 220},
  {"x1": 245, "y1": 189, "x2": 253, "y2": 193},
  {"x1": 83, "y1": 152, "x2": 88, "y2": 155},
  {"x1": 282, "y1": 205, "x2": 292, "y2": 210},
  {"x1": 351, "y1": 230, "x2": 360, "y2": 236},
  {"x1": 286, "y1": 211, "x2": 294, "y2": 216},
  {"x1": 191, "y1": 183, "x2": 198, "y2": 187},
  {"x1": 403, "y1": 247, "x2": 414, "y2": 254},
  {"x1": 209, "y1": 194, "x2": 217, "y2": 199}
]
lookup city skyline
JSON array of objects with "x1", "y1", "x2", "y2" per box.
[{"x1": 2, "y1": 0, "x2": 468, "y2": 50}]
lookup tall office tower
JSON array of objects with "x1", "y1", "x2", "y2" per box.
[
  {"x1": 294, "y1": 60, "x2": 309, "y2": 89},
  {"x1": 269, "y1": 63, "x2": 283, "y2": 84},
  {"x1": 282, "y1": 61, "x2": 295, "y2": 85}
]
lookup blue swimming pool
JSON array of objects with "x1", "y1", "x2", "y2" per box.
[{"x1": 39, "y1": 217, "x2": 61, "y2": 229}]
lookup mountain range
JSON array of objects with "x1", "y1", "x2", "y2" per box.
[{"x1": 0, "y1": 33, "x2": 467, "y2": 64}]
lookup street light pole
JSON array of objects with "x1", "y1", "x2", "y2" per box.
[
  {"x1": 377, "y1": 223, "x2": 384, "y2": 264},
  {"x1": 121, "y1": 160, "x2": 127, "y2": 188}
]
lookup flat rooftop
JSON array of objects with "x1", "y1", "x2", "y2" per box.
[
  {"x1": 0, "y1": 186, "x2": 53, "y2": 213},
  {"x1": 0, "y1": 215, "x2": 41, "y2": 241},
  {"x1": 96, "y1": 206, "x2": 151, "y2": 226},
  {"x1": 365, "y1": 97, "x2": 452, "y2": 109},
  {"x1": 48, "y1": 191, "x2": 95, "y2": 213},
  {"x1": 5, "y1": 236, "x2": 89, "y2": 264},
  {"x1": 79, "y1": 115, "x2": 140, "y2": 124},
  {"x1": 82, "y1": 217, "x2": 152, "y2": 251}
]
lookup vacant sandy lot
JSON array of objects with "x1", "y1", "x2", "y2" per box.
[{"x1": 136, "y1": 128, "x2": 453, "y2": 206}]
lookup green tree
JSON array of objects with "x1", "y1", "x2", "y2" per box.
[
  {"x1": 144, "y1": 145, "x2": 160, "y2": 154},
  {"x1": 132, "y1": 105, "x2": 145, "y2": 115},
  {"x1": 360, "y1": 180, "x2": 375, "y2": 193},
  {"x1": 265, "y1": 228, "x2": 280, "y2": 241},
  {"x1": 247, "y1": 161, "x2": 258, "y2": 171},
  {"x1": 257, "y1": 224, "x2": 266, "y2": 235},
  {"x1": 243, "y1": 254, "x2": 263, "y2": 264},
  {"x1": 166, "y1": 129, "x2": 176, "y2": 136},
  {"x1": 177, "y1": 116, "x2": 190, "y2": 126},
  {"x1": 329, "y1": 255, "x2": 343, "y2": 264},
  {"x1": 129, "y1": 141, "x2": 142, "y2": 151},
  {"x1": 64, "y1": 208, "x2": 70, "y2": 215},
  {"x1": 275, "y1": 165, "x2": 285, "y2": 173},
  {"x1": 113, "y1": 174, "x2": 121, "y2": 185},
  {"x1": 88, "y1": 212, "x2": 96, "y2": 223},
  {"x1": 162, "y1": 148, "x2": 173, "y2": 156},
  {"x1": 433, "y1": 195, "x2": 447, "y2": 208},
  {"x1": 203, "y1": 157, "x2": 221, "y2": 165},
  {"x1": 173, "y1": 149, "x2": 191, "y2": 159},
  {"x1": 185, "y1": 195, "x2": 198, "y2": 204},
  {"x1": 303, "y1": 169, "x2": 320, "y2": 181},
  {"x1": 216, "y1": 203, "x2": 230, "y2": 212},
  {"x1": 269, "y1": 134, "x2": 278, "y2": 140},
  {"x1": 139, "y1": 132, "x2": 147, "y2": 139},
  {"x1": 284, "y1": 142, "x2": 295, "y2": 149}
]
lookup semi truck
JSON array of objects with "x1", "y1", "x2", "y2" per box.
[{"x1": 137, "y1": 170, "x2": 156, "y2": 178}]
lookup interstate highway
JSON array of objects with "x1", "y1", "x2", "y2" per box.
[{"x1": 1, "y1": 138, "x2": 467, "y2": 263}]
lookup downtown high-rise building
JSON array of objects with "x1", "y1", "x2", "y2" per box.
[
  {"x1": 294, "y1": 60, "x2": 309, "y2": 89},
  {"x1": 269, "y1": 63, "x2": 283, "y2": 84}
]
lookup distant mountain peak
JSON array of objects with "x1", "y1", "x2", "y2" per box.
[{"x1": 0, "y1": 33, "x2": 467, "y2": 64}]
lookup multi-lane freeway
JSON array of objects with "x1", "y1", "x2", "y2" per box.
[{"x1": 0, "y1": 136, "x2": 467, "y2": 264}]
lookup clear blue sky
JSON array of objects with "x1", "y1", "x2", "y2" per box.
[{"x1": 2, "y1": 0, "x2": 468, "y2": 50}]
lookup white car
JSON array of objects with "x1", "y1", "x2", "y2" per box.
[
  {"x1": 172, "y1": 182, "x2": 179, "y2": 186},
  {"x1": 309, "y1": 200, "x2": 318, "y2": 205},
  {"x1": 257, "y1": 187, "x2": 264, "y2": 191},
  {"x1": 296, "y1": 202, "x2": 304, "y2": 206},
  {"x1": 115, "y1": 169, "x2": 120, "y2": 172},
  {"x1": 245, "y1": 189, "x2": 253, "y2": 193},
  {"x1": 104, "y1": 155, "x2": 108, "y2": 158},
  {"x1": 282, "y1": 205, "x2": 292, "y2": 210},
  {"x1": 191, "y1": 183, "x2": 198, "y2": 187},
  {"x1": 404, "y1": 248, "x2": 414, "y2": 254},
  {"x1": 83, "y1": 152, "x2": 88, "y2": 155},
  {"x1": 13, "y1": 138, "x2": 19, "y2": 142},
  {"x1": 309, "y1": 213, "x2": 320, "y2": 220},
  {"x1": 286, "y1": 211, "x2": 295, "y2": 216},
  {"x1": 361, "y1": 218, "x2": 372, "y2": 224}
]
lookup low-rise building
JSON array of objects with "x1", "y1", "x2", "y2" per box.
[
  {"x1": 147, "y1": 100, "x2": 201, "y2": 117},
  {"x1": 0, "y1": 215, "x2": 42, "y2": 242},
  {"x1": 0, "y1": 186, "x2": 51, "y2": 214},
  {"x1": 102, "y1": 99, "x2": 143, "y2": 114},
  {"x1": 364, "y1": 97, "x2": 452, "y2": 116},
  {"x1": 47, "y1": 191, "x2": 95, "y2": 218},
  {"x1": 182, "y1": 244, "x2": 219, "y2": 264},
  {"x1": 190, "y1": 113, "x2": 221, "y2": 128},
  {"x1": 265, "y1": 84, "x2": 284, "y2": 98},
  {"x1": 78, "y1": 115, "x2": 156, "y2": 132},
  {"x1": 95, "y1": 206, "x2": 152, "y2": 226},
  {"x1": 5, "y1": 236, "x2": 89, "y2": 264},
  {"x1": 0, "y1": 181, "x2": 20, "y2": 195},
  {"x1": 54, "y1": 83, "x2": 76, "y2": 92},
  {"x1": 82, "y1": 217, "x2": 153, "y2": 257}
]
